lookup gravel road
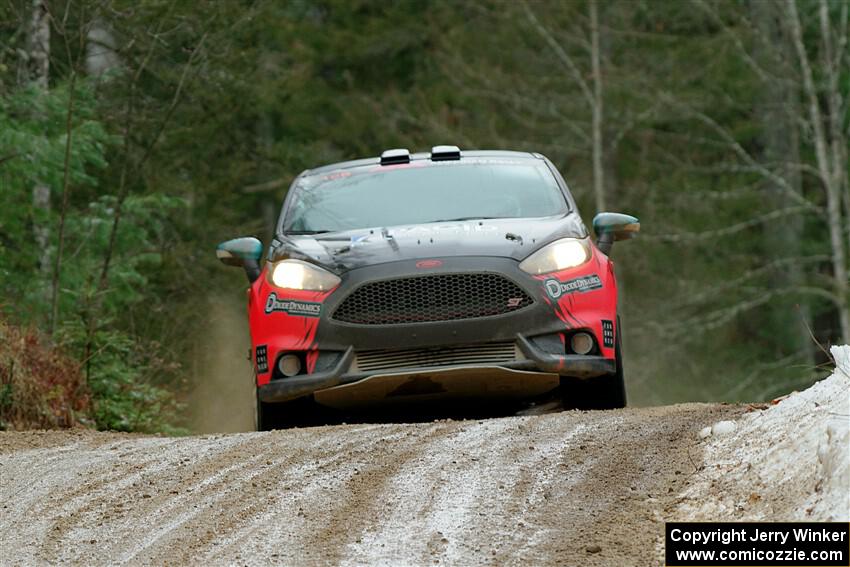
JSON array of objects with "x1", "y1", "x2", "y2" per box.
[{"x1": 0, "y1": 403, "x2": 742, "y2": 566}]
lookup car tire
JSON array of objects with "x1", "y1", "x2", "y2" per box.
[
  {"x1": 560, "y1": 315, "x2": 626, "y2": 410},
  {"x1": 256, "y1": 390, "x2": 326, "y2": 430},
  {"x1": 255, "y1": 390, "x2": 287, "y2": 431}
]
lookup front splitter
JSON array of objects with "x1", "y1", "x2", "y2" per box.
[{"x1": 312, "y1": 365, "x2": 559, "y2": 409}]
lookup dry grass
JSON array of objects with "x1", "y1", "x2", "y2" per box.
[{"x1": 0, "y1": 319, "x2": 89, "y2": 430}]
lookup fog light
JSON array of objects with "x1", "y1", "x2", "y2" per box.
[
  {"x1": 570, "y1": 332, "x2": 594, "y2": 355},
  {"x1": 278, "y1": 354, "x2": 302, "y2": 377}
]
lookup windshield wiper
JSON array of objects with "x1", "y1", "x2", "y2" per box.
[
  {"x1": 284, "y1": 230, "x2": 332, "y2": 235},
  {"x1": 427, "y1": 216, "x2": 509, "y2": 223}
]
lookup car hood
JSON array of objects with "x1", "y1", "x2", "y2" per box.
[{"x1": 272, "y1": 214, "x2": 588, "y2": 272}]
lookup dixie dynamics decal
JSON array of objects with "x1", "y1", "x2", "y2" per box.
[
  {"x1": 264, "y1": 293, "x2": 322, "y2": 317},
  {"x1": 544, "y1": 274, "x2": 603, "y2": 299}
]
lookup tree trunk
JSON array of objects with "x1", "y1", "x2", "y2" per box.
[
  {"x1": 85, "y1": 19, "x2": 119, "y2": 78},
  {"x1": 589, "y1": 0, "x2": 605, "y2": 213},
  {"x1": 22, "y1": 0, "x2": 49, "y2": 89},
  {"x1": 257, "y1": 113, "x2": 277, "y2": 240},
  {"x1": 23, "y1": 0, "x2": 52, "y2": 313},
  {"x1": 750, "y1": 0, "x2": 813, "y2": 362},
  {"x1": 786, "y1": 0, "x2": 849, "y2": 344},
  {"x1": 818, "y1": 0, "x2": 850, "y2": 344},
  {"x1": 50, "y1": 71, "x2": 76, "y2": 335}
]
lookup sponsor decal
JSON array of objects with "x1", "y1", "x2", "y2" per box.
[
  {"x1": 321, "y1": 170, "x2": 351, "y2": 181},
  {"x1": 256, "y1": 345, "x2": 269, "y2": 373},
  {"x1": 601, "y1": 320, "x2": 614, "y2": 348},
  {"x1": 264, "y1": 293, "x2": 322, "y2": 317},
  {"x1": 416, "y1": 259, "x2": 443, "y2": 269},
  {"x1": 544, "y1": 274, "x2": 603, "y2": 299}
]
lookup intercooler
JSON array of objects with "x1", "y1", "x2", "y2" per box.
[{"x1": 353, "y1": 341, "x2": 518, "y2": 372}]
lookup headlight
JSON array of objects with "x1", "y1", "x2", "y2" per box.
[
  {"x1": 267, "y1": 259, "x2": 340, "y2": 291},
  {"x1": 518, "y1": 237, "x2": 591, "y2": 275}
]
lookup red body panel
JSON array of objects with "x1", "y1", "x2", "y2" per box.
[
  {"x1": 248, "y1": 268, "x2": 335, "y2": 386},
  {"x1": 534, "y1": 243, "x2": 617, "y2": 360}
]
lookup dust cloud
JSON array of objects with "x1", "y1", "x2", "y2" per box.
[{"x1": 187, "y1": 294, "x2": 256, "y2": 433}]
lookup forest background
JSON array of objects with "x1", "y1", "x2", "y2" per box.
[{"x1": 1, "y1": 0, "x2": 847, "y2": 432}]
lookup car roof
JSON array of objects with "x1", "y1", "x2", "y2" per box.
[{"x1": 302, "y1": 150, "x2": 545, "y2": 177}]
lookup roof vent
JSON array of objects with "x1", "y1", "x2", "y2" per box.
[
  {"x1": 431, "y1": 145, "x2": 461, "y2": 161},
  {"x1": 380, "y1": 148, "x2": 411, "y2": 165}
]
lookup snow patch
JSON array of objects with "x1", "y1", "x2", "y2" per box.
[
  {"x1": 710, "y1": 420, "x2": 737, "y2": 437},
  {"x1": 677, "y1": 345, "x2": 850, "y2": 521}
]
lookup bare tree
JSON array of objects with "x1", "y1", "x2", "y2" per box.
[
  {"x1": 786, "y1": 0, "x2": 849, "y2": 343},
  {"x1": 81, "y1": 17, "x2": 207, "y2": 381},
  {"x1": 522, "y1": 0, "x2": 607, "y2": 212},
  {"x1": 750, "y1": 0, "x2": 812, "y2": 361},
  {"x1": 589, "y1": 0, "x2": 605, "y2": 212},
  {"x1": 652, "y1": 0, "x2": 850, "y2": 349}
]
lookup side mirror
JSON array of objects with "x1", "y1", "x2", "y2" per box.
[
  {"x1": 216, "y1": 237, "x2": 263, "y2": 282},
  {"x1": 592, "y1": 212, "x2": 640, "y2": 255}
]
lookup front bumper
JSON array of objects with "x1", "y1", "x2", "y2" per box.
[
  {"x1": 257, "y1": 335, "x2": 615, "y2": 403},
  {"x1": 255, "y1": 254, "x2": 616, "y2": 404}
]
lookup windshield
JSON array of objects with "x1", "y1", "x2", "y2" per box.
[{"x1": 282, "y1": 159, "x2": 568, "y2": 233}]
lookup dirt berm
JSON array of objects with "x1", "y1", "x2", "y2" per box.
[{"x1": 1, "y1": 350, "x2": 847, "y2": 567}]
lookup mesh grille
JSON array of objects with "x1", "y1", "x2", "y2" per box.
[
  {"x1": 332, "y1": 273, "x2": 533, "y2": 325},
  {"x1": 356, "y1": 342, "x2": 516, "y2": 372}
]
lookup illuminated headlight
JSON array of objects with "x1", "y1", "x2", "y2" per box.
[
  {"x1": 518, "y1": 237, "x2": 592, "y2": 275},
  {"x1": 267, "y1": 259, "x2": 340, "y2": 291}
]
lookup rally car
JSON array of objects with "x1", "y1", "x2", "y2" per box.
[{"x1": 217, "y1": 147, "x2": 639, "y2": 430}]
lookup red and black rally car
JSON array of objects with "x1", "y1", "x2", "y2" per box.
[{"x1": 217, "y1": 147, "x2": 639, "y2": 430}]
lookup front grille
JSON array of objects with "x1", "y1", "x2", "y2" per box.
[
  {"x1": 356, "y1": 342, "x2": 517, "y2": 372},
  {"x1": 332, "y1": 273, "x2": 533, "y2": 325}
]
